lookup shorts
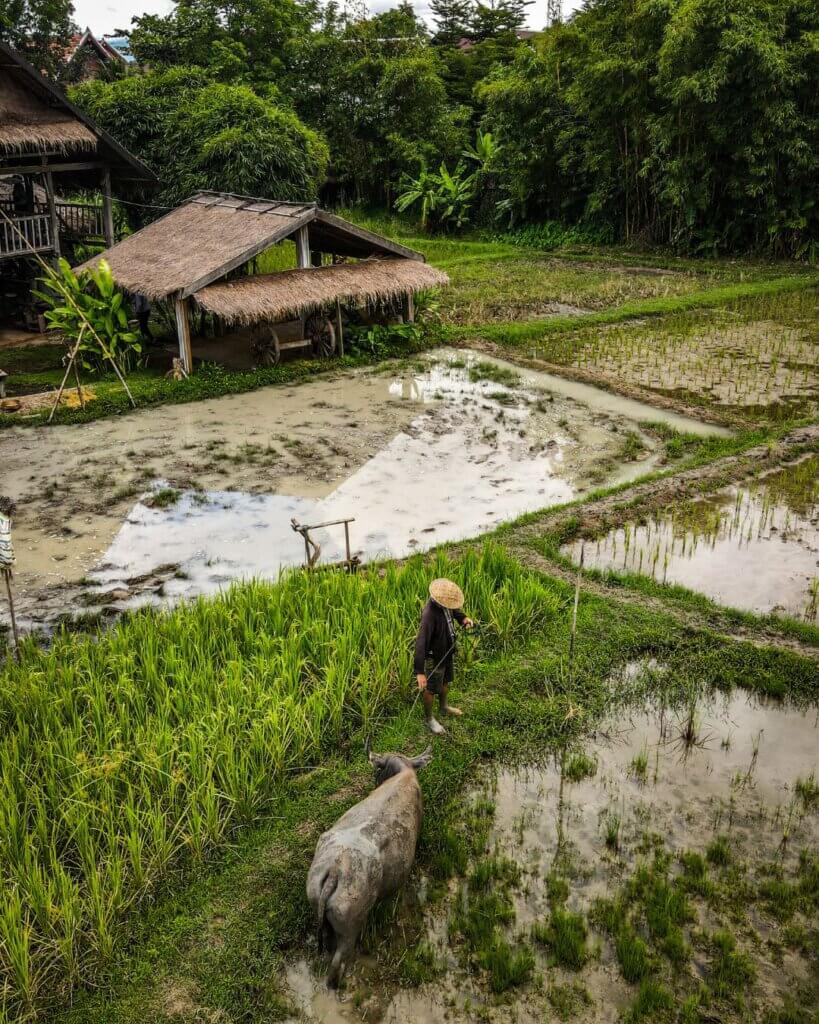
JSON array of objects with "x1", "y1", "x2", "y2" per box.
[{"x1": 423, "y1": 662, "x2": 448, "y2": 695}]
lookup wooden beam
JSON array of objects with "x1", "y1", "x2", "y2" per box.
[
  {"x1": 44, "y1": 169, "x2": 61, "y2": 259},
  {"x1": 295, "y1": 225, "x2": 311, "y2": 269},
  {"x1": 313, "y1": 209, "x2": 424, "y2": 262},
  {"x1": 101, "y1": 167, "x2": 114, "y2": 247},
  {"x1": 174, "y1": 297, "x2": 193, "y2": 374},
  {"x1": 402, "y1": 292, "x2": 415, "y2": 323},
  {"x1": 0, "y1": 160, "x2": 106, "y2": 175}
]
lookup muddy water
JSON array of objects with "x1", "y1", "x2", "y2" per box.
[
  {"x1": 563, "y1": 455, "x2": 819, "y2": 620},
  {"x1": 282, "y1": 682, "x2": 818, "y2": 1024},
  {"x1": 3, "y1": 349, "x2": 725, "y2": 626}
]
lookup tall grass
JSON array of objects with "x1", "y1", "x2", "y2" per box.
[{"x1": 0, "y1": 544, "x2": 557, "y2": 1018}]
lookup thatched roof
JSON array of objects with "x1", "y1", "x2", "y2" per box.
[
  {"x1": 82, "y1": 195, "x2": 317, "y2": 300},
  {"x1": 193, "y1": 259, "x2": 449, "y2": 324},
  {"x1": 0, "y1": 42, "x2": 155, "y2": 181},
  {"x1": 0, "y1": 67, "x2": 97, "y2": 152},
  {"x1": 82, "y1": 192, "x2": 426, "y2": 301}
]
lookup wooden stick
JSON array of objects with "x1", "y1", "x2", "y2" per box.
[
  {"x1": 48, "y1": 326, "x2": 85, "y2": 423},
  {"x1": 73, "y1": 358, "x2": 85, "y2": 408},
  {"x1": 3, "y1": 570, "x2": 20, "y2": 661},
  {"x1": 568, "y1": 541, "x2": 585, "y2": 675}
]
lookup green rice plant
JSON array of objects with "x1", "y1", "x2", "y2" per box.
[
  {"x1": 630, "y1": 745, "x2": 649, "y2": 781},
  {"x1": 0, "y1": 543, "x2": 559, "y2": 1016},
  {"x1": 625, "y1": 978, "x2": 674, "y2": 1022},
  {"x1": 469, "y1": 855, "x2": 521, "y2": 892},
  {"x1": 479, "y1": 937, "x2": 534, "y2": 993},
  {"x1": 706, "y1": 835, "x2": 732, "y2": 867},
  {"x1": 603, "y1": 809, "x2": 622, "y2": 852},
  {"x1": 795, "y1": 772, "x2": 819, "y2": 810},
  {"x1": 532, "y1": 907, "x2": 589, "y2": 969},
  {"x1": 615, "y1": 926, "x2": 652, "y2": 983},
  {"x1": 547, "y1": 981, "x2": 592, "y2": 1020},
  {"x1": 707, "y1": 929, "x2": 755, "y2": 1006},
  {"x1": 564, "y1": 750, "x2": 597, "y2": 783}
]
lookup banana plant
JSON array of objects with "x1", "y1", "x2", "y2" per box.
[
  {"x1": 35, "y1": 258, "x2": 142, "y2": 374},
  {"x1": 395, "y1": 162, "x2": 476, "y2": 232}
]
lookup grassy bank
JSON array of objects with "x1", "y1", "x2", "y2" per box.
[
  {"x1": 43, "y1": 547, "x2": 819, "y2": 1024},
  {"x1": 0, "y1": 546, "x2": 552, "y2": 1019}
]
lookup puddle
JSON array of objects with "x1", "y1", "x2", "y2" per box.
[
  {"x1": 2, "y1": 348, "x2": 727, "y2": 627},
  {"x1": 281, "y1": 680, "x2": 818, "y2": 1023},
  {"x1": 563, "y1": 456, "x2": 819, "y2": 619},
  {"x1": 84, "y1": 352, "x2": 728, "y2": 612}
]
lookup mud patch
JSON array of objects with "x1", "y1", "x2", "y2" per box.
[{"x1": 4, "y1": 350, "x2": 725, "y2": 628}]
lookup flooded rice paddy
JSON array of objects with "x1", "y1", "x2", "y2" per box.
[
  {"x1": 284, "y1": 677, "x2": 819, "y2": 1023},
  {"x1": 534, "y1": 289, "x2": 819, "y2": 417},
  {"x1": 2, "y1": 349, "x2": 725, "y2": 628},
  {"x1": 564, "y1": 455, "x2": 819, "y2": 620}
]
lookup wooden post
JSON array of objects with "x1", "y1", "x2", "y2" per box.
[
  {"x1": 174, "y1": 297, "x2": 193, "y2": 374},
  {"x1": 3, "y1": 570, "x2": 20, "y2": 661},
  {"x1": 335, "y1": 298, "x2": 344, "y2": 358},
  {"x1": 44, "y1": 169, "x2": 61, "y2": 259},
  {"x1": 295, "y1": 226, "x2": 310, "y2": 269},
  {"x1": 101, "y1": 166, "x2": 114, "y2": 247},
  {"x1": 402, "y1": 291, "x2": 415, "y2": 323}
]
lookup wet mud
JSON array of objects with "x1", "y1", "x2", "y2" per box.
[{"x1": 1, "y1": 349, "x2": 724, "y2": 630}]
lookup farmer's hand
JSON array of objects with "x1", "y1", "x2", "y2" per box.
[
  {"x1": 462, "y1": 617, "x2": 474, "y2": 630},
  {"x1": 416, "y1": 674, "x2": 428, "y2": 690}
]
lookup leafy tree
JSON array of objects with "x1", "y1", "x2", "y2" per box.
[
  {"x1": 129, "y1": 0, "x2": 317, "y2": 85},
  {"x1": 480, "y1": 0, "x2": 818, "y2": 254},
  {"x1": 430, "y1": 0, "x2": 474, "y2": 45},
  {"x1": 71, "y1": 71, "x2": 329, "y2": 212},
  {"x1": 396, "y1": 162, "x2": 477, "y2": 230},
  {"x1": 0, "y1": 0, "x2": 76, "y2": 78}
]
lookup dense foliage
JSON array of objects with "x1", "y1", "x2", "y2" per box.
[
  {"x1": 4, "y1": 0, "x2": 816, "y2": 254},
  {"x1": 71, "y1": 69, "x2": 329, "y2": 211},
  {"x1": 482, "y1": 0, "x2": 819, "y2": 255}
]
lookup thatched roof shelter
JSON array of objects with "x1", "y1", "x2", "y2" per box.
[
  {"x1": 82, "y1": 193, "x2": 425, "y2": 301},
  {"x1": 194, "y1": 259, "x2": 449, "y2": 324},
  {"x1": 83, "y1": 191, "x2": 446, "y2": 373},
  {"x1": 0, "y1": 41, "x2": 154, "y2": 183}
]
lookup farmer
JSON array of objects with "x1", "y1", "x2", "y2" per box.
[{"x1": 415, "y1": 578, "x2": 473, "y2": 735}]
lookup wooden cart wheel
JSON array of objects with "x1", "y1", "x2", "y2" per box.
[
  {"x1": 250, "y1": 323, "x2": 280, "y2": 366},
  {"x1": 305, "y1": 314, "x2": 336, "y2": 358}
]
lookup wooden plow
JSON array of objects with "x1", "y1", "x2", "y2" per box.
[{"x1": 290, "y1": 516, "x2": 360, "y2": 573}]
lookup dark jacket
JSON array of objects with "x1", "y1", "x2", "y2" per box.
[{"x1": 414, "y1": 599, "x2": 465, "y2": 682}]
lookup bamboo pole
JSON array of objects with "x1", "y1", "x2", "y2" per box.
[
  {"x1": 3, "y1": 570, "x2": 20, "y2": 661},
  {"x1": 568, "y1": 541, "x2": 585, "y2": 675}
]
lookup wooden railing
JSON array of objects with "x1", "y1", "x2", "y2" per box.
[
  {"x1": 0, "y1": 213, "x2": 52, "y2": 258},
  {"x1": 0, "y1": 200, "x2": 105, "y2": 254}
]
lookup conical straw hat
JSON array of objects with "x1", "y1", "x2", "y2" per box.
[{"x1": 429, "y1": 578, "x2": 464, "y2": 609}]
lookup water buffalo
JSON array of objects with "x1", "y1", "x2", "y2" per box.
[{"x1": 306, "y1": 745, "x2": 433, "y2": 987}]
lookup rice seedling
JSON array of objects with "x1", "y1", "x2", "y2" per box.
[
  {"x1": 795, "y1": 772, "x2": 819, "y2": 810},
  {"x1": 630, "y1": 745, "x2": 649, "y2": 782},
  {"x1": 706, "y1": 835, "x2": 732, "y2": 867},
  {"x1": 625, "y1": 978, "x2": 675, "y2": 1022},
  {"x1": 547, "y1": 981, "x2": 592, "y2": 1021},
  {"x1": 707, "y1": 929, "x2": 755, "y2": 1006},
  {"x1": 563, "y1": 750, "x2": 597, "y2": 783},
  {"x1": 603, "y1": 808, "x2": 622, "y2": 852},
  {"x1": 0, "y1": 543, "x2": 558, "y2": 1016},
  {"x1": 615, "y1": 925, "x2": 652, "y2": 982},
  {"x1": 532, "y1": 907, "x2": 590, "y2": 969}
]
